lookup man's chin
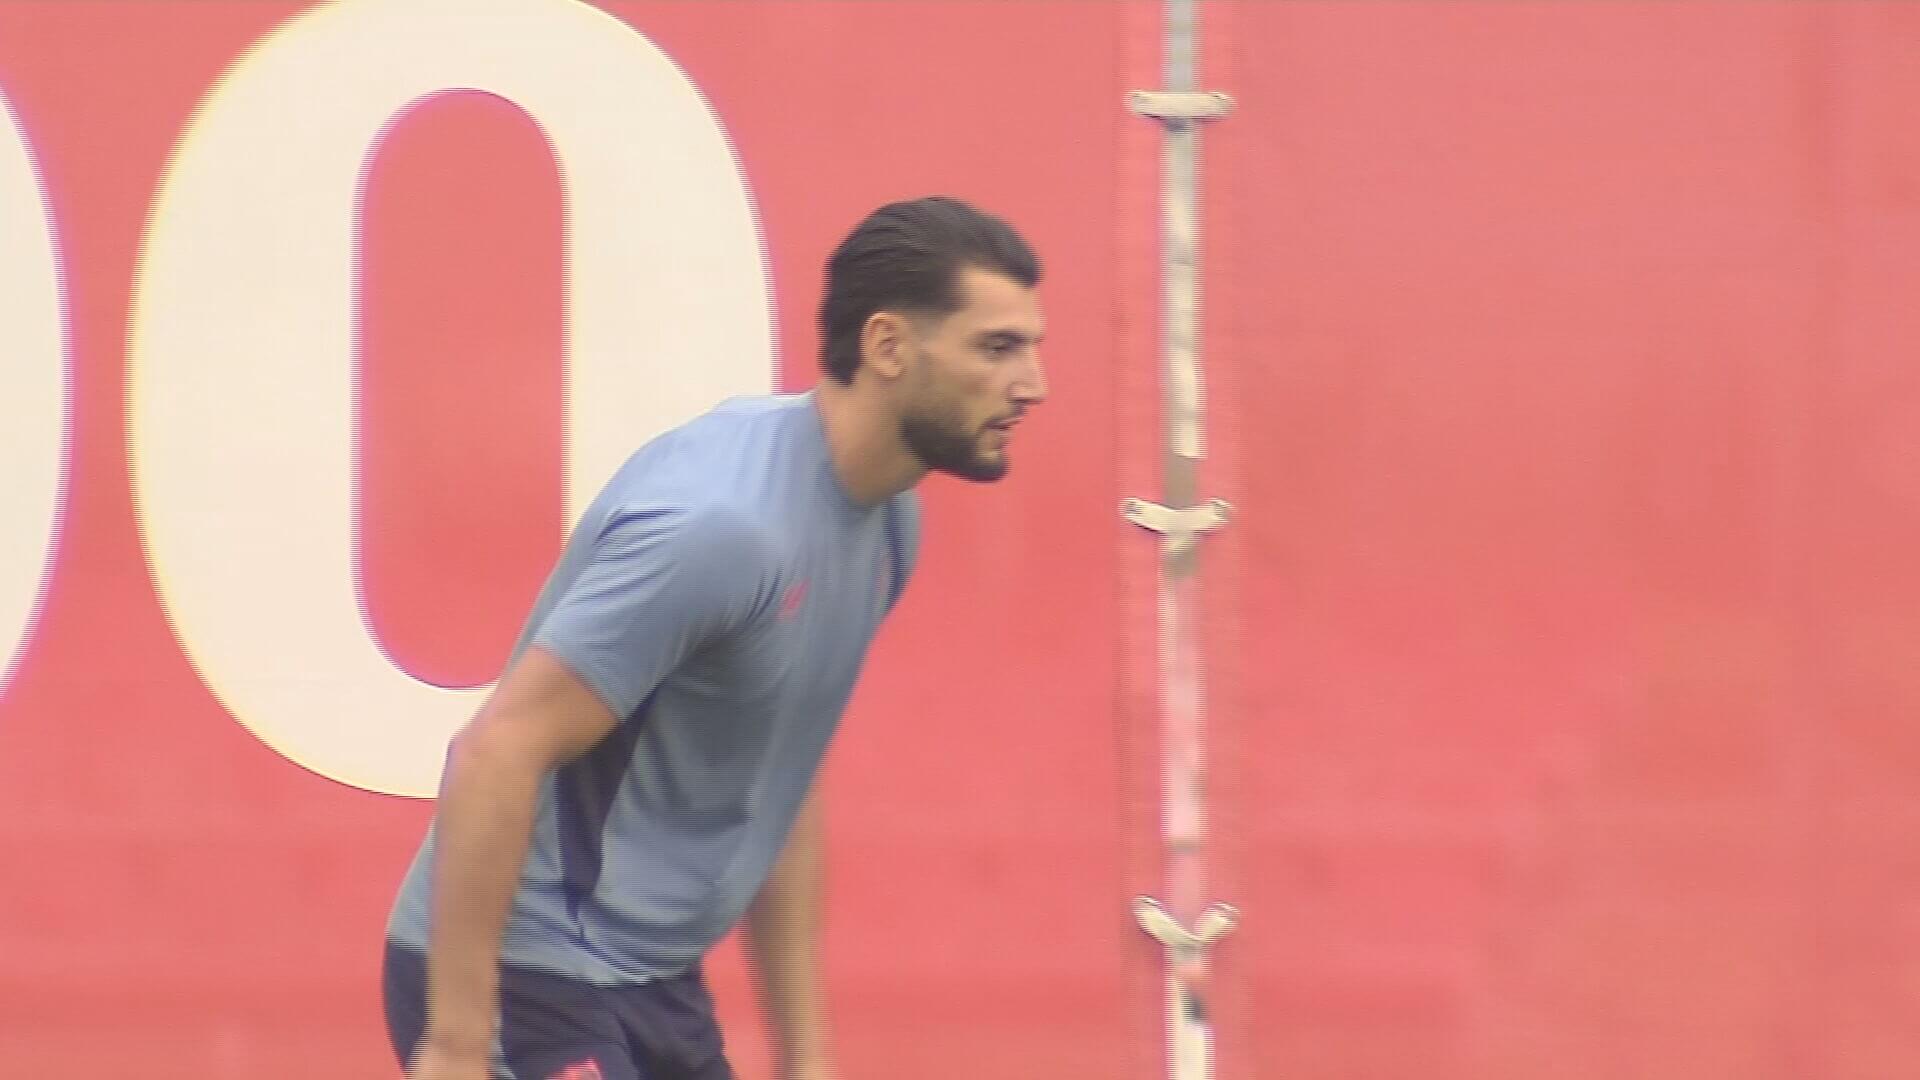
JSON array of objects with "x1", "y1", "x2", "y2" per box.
[{"x1": 936, "y1": 454, "x2": 1010, "y2": 484}]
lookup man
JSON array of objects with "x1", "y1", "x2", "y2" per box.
[{"x1": 384, "y1": 195, "x2": 1048, "y2": 1080}]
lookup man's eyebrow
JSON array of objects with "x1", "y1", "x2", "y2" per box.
[{"x1": 975, "y1": 329, "x2": 1042, "y2": 345}]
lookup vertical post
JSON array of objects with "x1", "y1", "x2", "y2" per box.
[{"x1": 1125, "y1": 1, "x2": 1237, "y2": 1078}]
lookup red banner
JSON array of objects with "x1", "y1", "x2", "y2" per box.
[
  {"x1": 5, "y1": 2, "x2": 1920, "y2": 1078},
  {"x1": 0, "y1": 4, "x2": 1138, "y2": 1077}
]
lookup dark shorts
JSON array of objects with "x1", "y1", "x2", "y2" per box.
[{"x1": 383, "y1": 940, "x2": 735, "y2": 1080}]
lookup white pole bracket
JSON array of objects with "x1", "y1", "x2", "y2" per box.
[
  {"x1": 1134, "y1": 896, "x2": 1240, "y2": 960},
  {"x1": 1128, "y1": 90, "x2": 1236, "y2": 124},
  {"x1": 1122, "y1": 497, "x2": 1231, "y2": 558}
]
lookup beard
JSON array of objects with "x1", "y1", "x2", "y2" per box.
[{"x1": 900, "y1": 398, "x2": 1009, "y2": 483}]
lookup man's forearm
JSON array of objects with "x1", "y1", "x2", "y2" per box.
[
  {"x1": 746, "y1": 790, "x2": 831, "y2": 1071},
  {"x1": 422, "y1": 726, "x2": 548, "y2": 1054}
]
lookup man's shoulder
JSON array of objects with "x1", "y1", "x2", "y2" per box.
[
  {"x1": 676, "y1": 391, "x2": 805, "y2": 443},
  {"x1": 602, "y1": 392, "x2": 794, "y2": 485},
  {"x1": 593, "y1": 494, "x2": 778, "y2": 562},
  {"x1": 700, "y1": 391, "x2": 801, "y2": 420}
]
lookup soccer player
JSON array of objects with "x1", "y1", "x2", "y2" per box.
[{"x1": 383, "y1": 196, "x2": 1048, "y2": 1080}]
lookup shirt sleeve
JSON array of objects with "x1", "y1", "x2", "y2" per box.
[{"x1": 531, "y1": 502, "x2": 771, "y2": 720}]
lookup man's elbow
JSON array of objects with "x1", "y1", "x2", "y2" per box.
[{"x1": 442, "y1": 709, "x2": 555, "y2": 789}]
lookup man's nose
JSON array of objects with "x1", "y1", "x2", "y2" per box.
[{"x1": 1013, "y1": 349, "x2": 1048, "y2": 405}]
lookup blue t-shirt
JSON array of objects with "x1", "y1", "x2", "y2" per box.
[{"x1": 388, "y1": 392, "x2": 918, "y2": 984}]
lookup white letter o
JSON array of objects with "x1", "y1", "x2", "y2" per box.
[
  {"x1": 130, "y1": 0, "x2": 773, "y2": 796},
  {"x1": 0, "y1": 90, "x2": 69, "y2": 704}
]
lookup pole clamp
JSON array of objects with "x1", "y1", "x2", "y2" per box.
[
  {"x1": 1121, "y1": 497, "x2": 1230, "y2": 558},
  {"x1": 1134, "y1": 896, "x2": 1240, "y2": 966},
  {"x1": 1128, "y1": 91, "x2": 1236, "y2": 124}
]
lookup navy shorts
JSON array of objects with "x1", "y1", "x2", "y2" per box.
[{"x1": 383, "y1": 940, "x2": 735, "y2": 1080}]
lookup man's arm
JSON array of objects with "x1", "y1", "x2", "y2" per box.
[
  {"x1": 417, "y1": 647, "x2": 617, "y2": 1068},
  {"x1": 746, "y1": 784, "x2": 836, "y2": 1080}
]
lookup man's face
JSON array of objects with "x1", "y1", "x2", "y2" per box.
[{"x1": 896, "y1": 266, "x2": 1047, "y2": 482}]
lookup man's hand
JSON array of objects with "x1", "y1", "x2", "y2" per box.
[{"x1": 406, "y1": 1037, "x2": 492, "y2": 1080}]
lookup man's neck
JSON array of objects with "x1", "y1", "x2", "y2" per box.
[{"x1": 812, "y1": 380, "x2": 926, "y2": 506}]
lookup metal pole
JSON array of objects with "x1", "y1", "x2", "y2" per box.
[{"x1": 1125, "y1": 2, "x2": 1237, "y2": 1078}]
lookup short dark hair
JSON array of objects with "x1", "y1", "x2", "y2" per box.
[{"x1": 818, "y1": 196, "x2": 1041, "y2": 384}]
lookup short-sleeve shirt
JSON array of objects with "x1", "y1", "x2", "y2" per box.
[{"x1": 387, "y1": 392, "x2": 920, "y2": 984}]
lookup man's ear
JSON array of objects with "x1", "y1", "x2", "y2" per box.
[{"x1": 861, "y1": 311, "x2": 913, "y2": 382}]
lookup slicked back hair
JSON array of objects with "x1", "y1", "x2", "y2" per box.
[{"x1": 818, "y1": 196, "x2": 1041, "y2": 385}]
